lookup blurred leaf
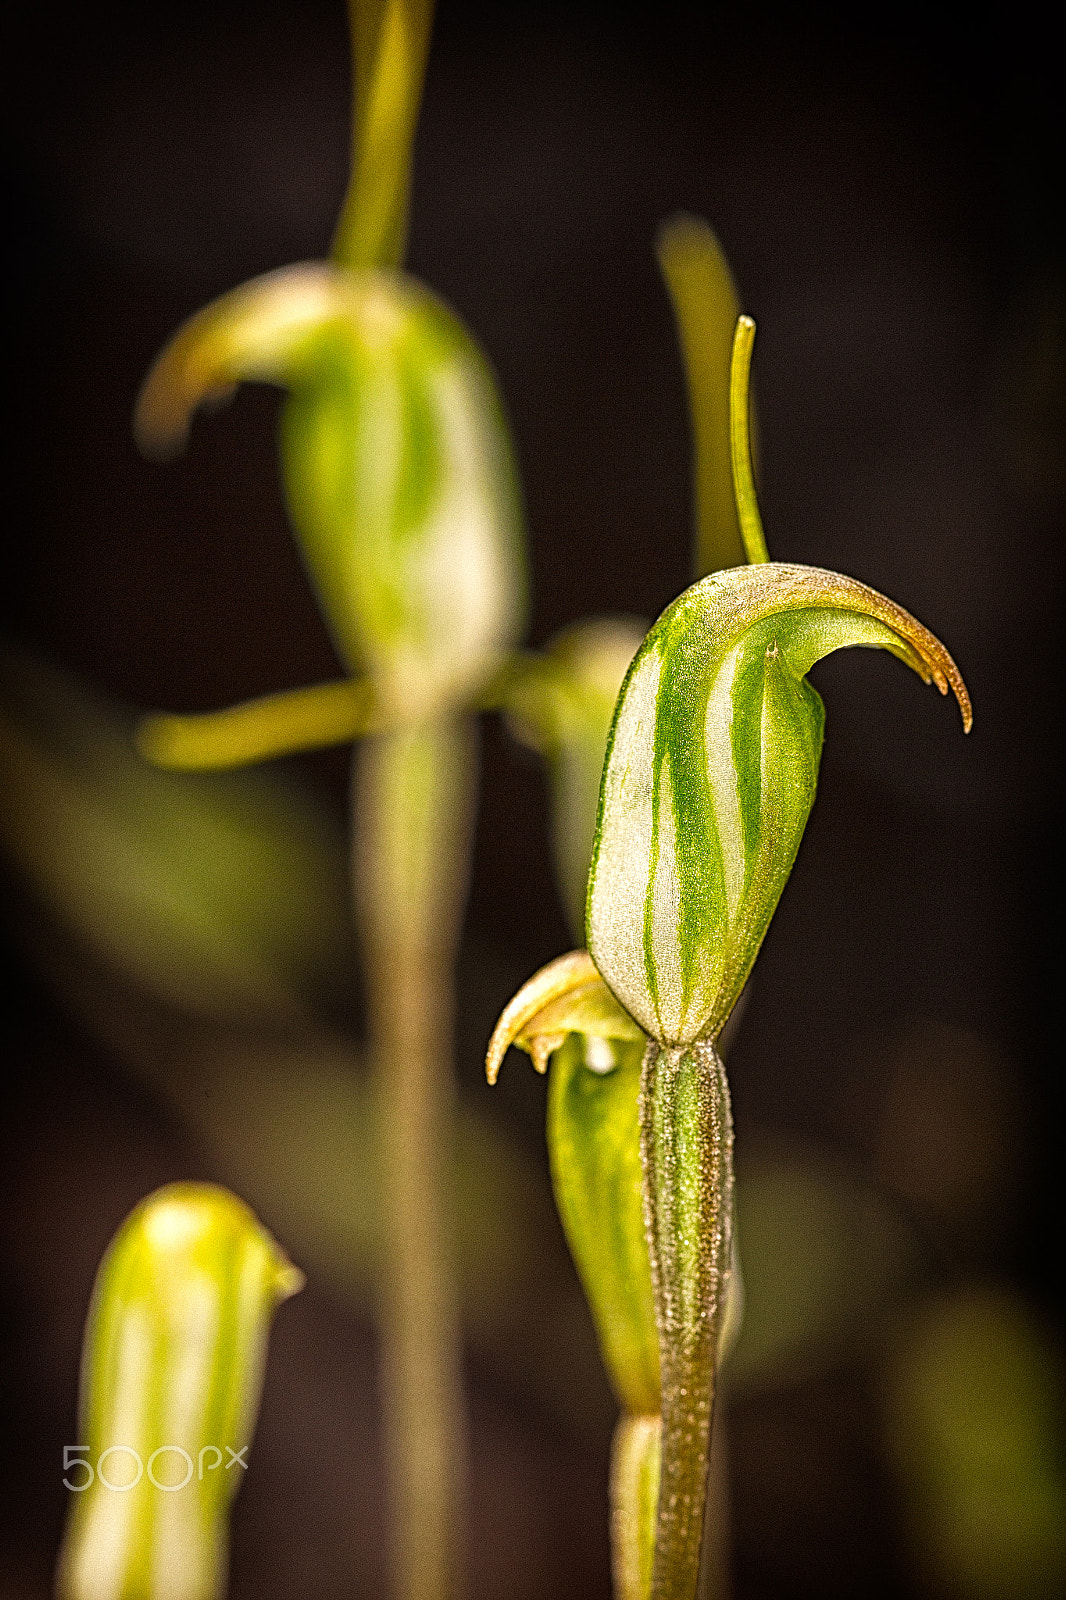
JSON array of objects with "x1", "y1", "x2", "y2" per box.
[
  {"x1": 885, "y1": 1284, "x2": 1066, "y2": 1600},
  {"x1": 138, "y1": 676, "x2": 374, "y2": 770},
  {"x1": 727, "y1": 1144, "x2": 918, "y2": 1390},
  {"x1": 0, "y1": 644, "x2": 355, "y2": 1028}
]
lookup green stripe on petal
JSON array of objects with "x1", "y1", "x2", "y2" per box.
[{"x1": 588, "y1": 562, "x2": 970, "y2": 1046}]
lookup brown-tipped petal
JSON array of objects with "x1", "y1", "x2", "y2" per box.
[
  {"x1": 749, "y1": 564, "x2": 972, "y2": 732},
  {"x1": 485, "y1": 949, "x2": 600, "y2": 1084},
  {"x1": 530, "y1": 1034, "x2": 567, "y2": 1075}
]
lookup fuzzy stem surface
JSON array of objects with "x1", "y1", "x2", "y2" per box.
[{"x1": 640, "y1": 1039, "x2": 734, "y2": 1600}]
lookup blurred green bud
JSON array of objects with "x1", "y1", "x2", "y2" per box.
[
  {"x1": 56, "y1": 1184, "x2": 302, "y2": 1600},
  {"x1": 504, "y1": 618, "x2": 646, "y2": 941},
  {"x1": 136, "y1": 263, "x2": 527, "y2": 722},
  {"x1": 587, "y1": 562, "x2": 971, "y2": 1048}
]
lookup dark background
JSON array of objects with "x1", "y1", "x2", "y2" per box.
[{"x1": 2, "y1": 2, "x2": 1063, "y2": 1597}]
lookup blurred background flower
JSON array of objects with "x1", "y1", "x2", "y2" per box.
[{"x1": 1, "y1": 2, "x2": 1062, "y2": 1597}]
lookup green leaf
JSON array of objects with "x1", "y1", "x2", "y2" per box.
[
  {"x1": 55, "y1": 1184, "x2": 301, "y2": 1600},
  {"x1": 135, "y1": 264, "x2": 527, "y2": 721},
  {"x1": 587, "y1": 563, "x2": 971, "y2": 1047}
]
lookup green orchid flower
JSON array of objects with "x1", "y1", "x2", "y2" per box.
[
  {"x1": 584, "y1": 314, "x2": 970, "y2": 1600},
  {"x1": 491, "y1": 305, "x2": 971, "y2": 1600},
  {"x1": 136, "y1": 264, "x2": 526, "y2": 730}
]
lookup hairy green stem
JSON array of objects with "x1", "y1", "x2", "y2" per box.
[
  {"x1": 354, "y1": 718, "x2": 475, "y2": 1600},
  {"x1": 640, "y1": 1040, "x2": 734, "y2": 1600}
]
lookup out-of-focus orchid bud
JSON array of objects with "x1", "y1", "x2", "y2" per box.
[
  {"x1": 504, "y1": 618, "x2": 646, "y2": 941},
  {"x1": 56, "y1": 1184, "x2": 302, "y2": 1600},
  {"x1": 135, "y1": 264, "x2": 527, "y2": 725}
]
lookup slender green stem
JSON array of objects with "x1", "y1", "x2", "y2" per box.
[
  {"x1": 640, "y1": 1040, "x2": 734, "y2": 1600},
  {"x1": 354, "y1": 717, "x2": 475, "y2": 1600},
  {"x1": 656, "y1": 216, "x2": 745, "y2": 578},
  {"x1": 728, "y1": 317, "x2": 770, "y2": 566},
  {"x1": 333, "y1": 0, "x2": 436, "y2": 271}
]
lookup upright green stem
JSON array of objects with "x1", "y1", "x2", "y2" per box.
[
  {"x1": 640, "y1": 1040, "x2": 734, "y2": 1600},
  {"x1": 333, "y1": 0, "x2": 436, "y2": 271},
  {"x1": 355, "y1": 717, "x2": 475, "y2": 1600}
]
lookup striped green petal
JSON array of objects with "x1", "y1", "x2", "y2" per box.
[
  {"x1": 587, "y1": 562, "x2": 971, "y2": 1047},
  {"x1": 135, "y1": 263, "x2": 527, "y2": 722},
  {"x1": 56, "y1": 1184, "x2": 302, "y2": 1600}
]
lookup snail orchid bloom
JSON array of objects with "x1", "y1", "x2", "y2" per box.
[
  {"x1": 587, "y1": 318, "x2": 970, "y2": 1054},
  {"x1": 580, "y1": 315, "x2": 971, "y2": 1600},
  {"x1": 491, "y1": 311, "x2": 972, "y2": 1600},
  {"x1": 587, "y1": 557, "x2": 971, "y2": 1052}
]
